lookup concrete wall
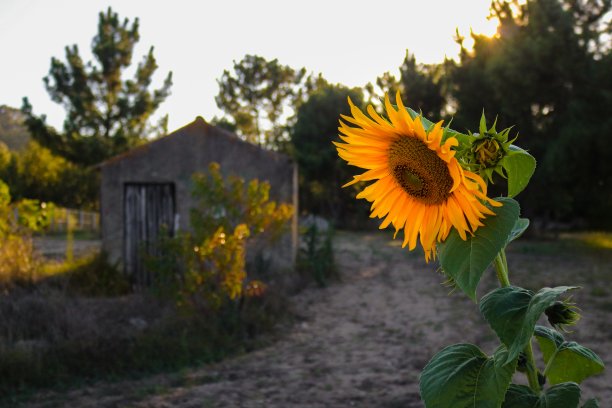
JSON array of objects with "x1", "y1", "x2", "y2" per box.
[{"x1": 100, "y1": 117, "x2": 298, "y2": 276}]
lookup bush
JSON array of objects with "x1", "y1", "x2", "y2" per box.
[
  {"x1": 297, "y1": 223, "x2": 337, "y2": 287},
  {"x1": 150, "y1": 162, "x2": 293, "y2": 313},
  {"x1": 0, "y1": 180, "x2": 43, "y2": 289},
  {"x1": 44, "y1": 252, "x2": 131, "y2": 297},
  {"x1": 0, "y1": 235, "x2": 40, "y2": 288}
]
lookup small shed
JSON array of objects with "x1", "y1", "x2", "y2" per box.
[{"x1": 99, "y1": 117, "x2": 298, "y2": 284}]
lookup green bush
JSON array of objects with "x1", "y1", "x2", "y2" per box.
[
  {"x1": 0, "y1": 180, "x2": 43, "y2": 288},
  {"x1": 61, "y1": 252, "x2": 131, "y2": 297},
  {"x1": 297, "y1": 224, "x2": 337, "y2": 287},
  {"x1": 150, "y1": 162, "x2": 293, "y2": 312}
]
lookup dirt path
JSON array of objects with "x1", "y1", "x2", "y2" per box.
[{"x1": 24, "y1": 231, "x2": 612, "y2": 407}]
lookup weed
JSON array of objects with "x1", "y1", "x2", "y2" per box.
[{"x1": 297, "y1": 224, "x2": 337, "y2": 287}]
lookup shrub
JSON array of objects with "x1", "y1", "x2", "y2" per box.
[
  {"x1": 0, "y1": 180, "x2": 44, "y2": 288},
  {"x1": 297, "y1": 223, "x2": 336, "y2": 287},
  {"x1": 150, "y1": 162, "x2": 293, "y2": 313}
]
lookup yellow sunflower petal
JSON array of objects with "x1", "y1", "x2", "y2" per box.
[{"x1": 335, "y1": 91, "x2": 500, "y2": 261}]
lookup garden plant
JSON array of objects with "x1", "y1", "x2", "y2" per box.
[{"x1": 335, "y1": 92, "x2": 605, "y2": 407}]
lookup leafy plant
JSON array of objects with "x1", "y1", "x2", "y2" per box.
[
  {"x1": 336, "y1": 97, "x2": 604, "y2": 406},
  {"x1": 297, "y1": 223, "x2": 336, "y2": 287},
  {"x1": 0, "y1": 180, "x2": 49, "y2": 288},
  {"x1": 149, "y1": 162, "x2": 293, "y2": 313}
]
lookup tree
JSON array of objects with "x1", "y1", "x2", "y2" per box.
[
  {"x1": 372, "y1": 51, "x2": 446, "y2": 119},
  {"x1": 21, "y1": 7, "x2": 172, "y2": 167},
  {"x1": 215, "y1": 54, "x2": 306, "y2": 150},
  {"x1": 0, "y1": 141, "x2": 97, "y2": 209},
  {"x1": 448, "y1": 0, "x2": 612, "y2": 227},
  {"x1": 291, "y1": 83, "x2": 369, "y2": 223}
]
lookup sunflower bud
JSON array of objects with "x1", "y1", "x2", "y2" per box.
[
  {"x1": 465, "y1": 113, "x2": 515, "y2": 183},
  {"x1": 545, "y1": 300, "x2": 581, "y2": 332},
  {"x1": 473, "y1": 137, "x2": 504, "y2": 168}
]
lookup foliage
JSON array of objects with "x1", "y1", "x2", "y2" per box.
[
  {"x1": 447, "y1": 0, "x2": 612, "y2": 227},
  {"x1": 297, "y1": 223, "x2": 336, "y2": 287},
  {"x1": 150, "y1": 162, "x2": 293, "y2": 312},
  {"x1": 336, "y1": 84, "x2": 605, "y2": 405},
  {"x1": 0, "y1": 285, "x2": 287, "y2": 399},
  {"x1": 21, "y1": 7, "x2": 172, "y2": 167},
  {"x1": 0, "y1": 180, "x2": 49, "y2": 288},
  {"x1": 371, "y1": 51, "x2": 446, "y2": 119},
  {"x1": 0, "y1": 141, "x2": 97, "y2": 209},
  {"x1": 45, "y1": 252, "x2": 131, "y2": 297},
  {"x1": 215, "y1": 54, "x2": 307, "y2": 150},
  {"x1": 290, "y1": 83, "x2": 369, "y2": 223}
]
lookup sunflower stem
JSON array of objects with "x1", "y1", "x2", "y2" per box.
[
  {"x1": 493, "y1": 248, "x2": 541, "y2": 393},
  {"x1": 493, "y1": 251, "x2": 510, "y2": 287},
  {"x1": 524, "y1": 340, "x2": 542, "y2": 393}
]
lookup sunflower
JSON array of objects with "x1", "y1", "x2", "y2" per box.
[{"x1": 335, "y1": 92, "x2": 501, "y2": 261}]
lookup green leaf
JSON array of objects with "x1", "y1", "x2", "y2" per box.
[
  {"x1": 507, "y1": 217, "x2": 530, "y2": 244},
  {"x1": 480, "y1": 286, "x2": 577, "y2": 364},
  {"x1": 438, "y1": 198, "x2": 520, "y2": 301},
  {"x1": 541, "y1": 383, "x2": 582, "y2": 407},
  {"x1": 479, "y1": 111, "x2": 488, "y2": 135},
  {"x1": 582, "y1": 398, "x2": 600, "y2": 408},
  {"x1": 501, "y1": 145, "x2": 536, "y2": 198},
  {"x1": 502, "y1": 384, "x2": 539, "y2": 407},
  {"x1": 420, "y1": 344, "x2": 516, "y2": 408},
  {"x1": 502, "y1": 383, "x2": 581, "y2": 408},
  {"x1": 535, "y1": 326, "x2": 605, "y2": 385}
]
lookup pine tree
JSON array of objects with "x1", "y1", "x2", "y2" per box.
[{"x1": 21, "y1": 7, "x2": 172, "y2": 167}]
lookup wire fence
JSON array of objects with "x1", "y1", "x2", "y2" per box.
[{"x1": 47, "y1": 207, "x2": 100, "y2": 234}]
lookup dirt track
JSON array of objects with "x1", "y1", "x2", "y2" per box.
[{"x1": 25, "y1": 231, "x2": 612, "y2": 407}]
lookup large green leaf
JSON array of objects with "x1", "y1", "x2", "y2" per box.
[
  {"x1": 480, "y1": 286, "x2": 577, "y2": 364},
  {"x1": 438, "y1": 198, "x2": 520, "y2": 301},
  {"x1": 535, "y1": 326, "x2": 605, "y2": 385},
  {"x1": 582, "y1": 398, "x2": 600, "y2": 408},
  {"x1": 502, "y1": 383, "x2": 581, "y2": 408},
  {"x1": 501, "y1": 145, "x2": 536, "y2": 198},
  {"x1": 507, "y1": 217, "x2": 530, "y2": 244},
  {"x1": 502, "y1": 384, "x2": 539, "y2": 408},
  {"x1": 420, "y1": 344, "x2": 516, "y2": 408}
]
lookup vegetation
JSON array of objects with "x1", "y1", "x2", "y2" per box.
[
  {"x1": 215, "y1": 54, "x2": 307, "y2": 150},
  {"x1": 0, "y1": 163, "x2": 294, "y2": 398},
  {"x1": 297, "y1": 223, "x2": 336, "y2": 287},
  {"x1": 150, "y1": 162, "x2": 293, "y2": 311},
  {"x1": 22, "y1": 7, "x2": 172, "y2": 168},
  {"x1": 446, "y1": 0, "x2": 612, "y2": 228},
  {"x1": 371, "y1": 51, "x2": 446, "y2": 120},
  {"x1": 0, "y1": 180, "x2": 51, "y2": 288},
  {"x1": 0, "y1": 141, "x2": 97, "y2": 209},
  {"x1": 290, "y1": 83, "x2": 369, "y2": 224}
]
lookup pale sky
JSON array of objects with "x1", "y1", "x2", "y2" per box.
[{"x1": 0, "y1": 0, "x2": 498, "y2": 133}]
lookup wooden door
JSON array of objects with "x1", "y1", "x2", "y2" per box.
[{"x1": 124, "y1": 183, "x2": 175, "y2": 286}]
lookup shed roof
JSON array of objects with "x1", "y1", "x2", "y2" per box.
[{"x1": 98, "y1": 117, "x2": 290, "y2": 168}]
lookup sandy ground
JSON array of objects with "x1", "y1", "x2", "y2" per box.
[{"x1": 25, "y1": 231, "x2": 612, "y2": 407}]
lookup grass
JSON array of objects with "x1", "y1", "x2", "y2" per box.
[
  {"x1": 0, "y1": 292, "x2": 288, "y2": 404},
  {"x1": 0, "y1": 248, "x2": 291, "y2": 405}
]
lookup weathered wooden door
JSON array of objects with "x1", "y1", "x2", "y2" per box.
[{"x1": 124, "y1": 183, "x2": 175, "y2": 286}]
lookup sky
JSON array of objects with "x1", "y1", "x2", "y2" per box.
[{"x1": 0, "y1": 0, "x2": 499, "y2": 133}]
